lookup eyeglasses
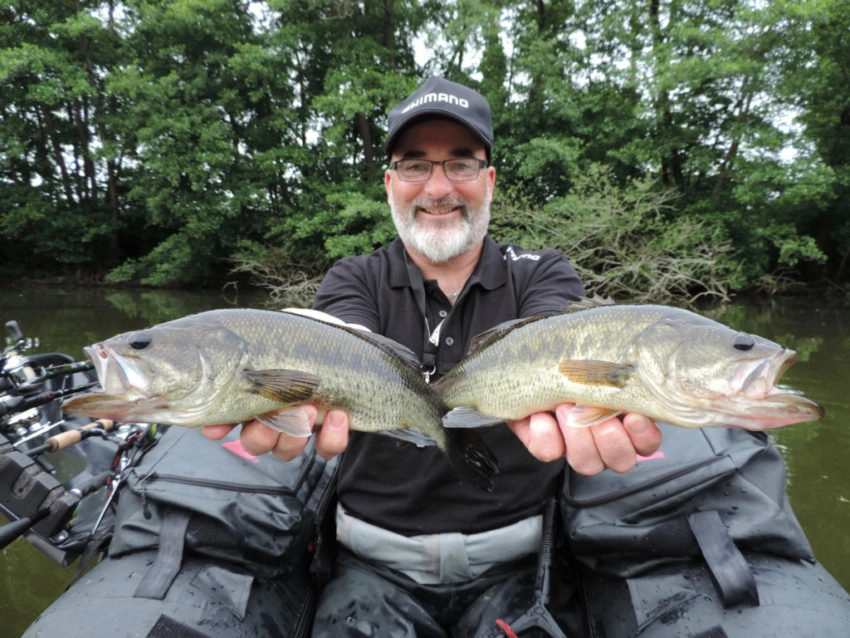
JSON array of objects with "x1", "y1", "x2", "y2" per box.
[{"x1": 389, "y1": 158, "x2": 489, "y2": 183}]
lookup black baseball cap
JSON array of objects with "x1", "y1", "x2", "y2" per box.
[{"x1": 384, "y1": 76, "x2": 493, "y2": 160}]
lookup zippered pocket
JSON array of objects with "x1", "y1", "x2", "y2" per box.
[
  {"x1": 109, "y1": 426, "x2": 337, "y2": 579},
  {"x1": 561, "y1": 424, "x2": 813, "y2": 579}
]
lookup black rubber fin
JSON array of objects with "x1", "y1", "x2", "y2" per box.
[{"x1": 444, "y1": 428, "x2": 500, "y2": 492}]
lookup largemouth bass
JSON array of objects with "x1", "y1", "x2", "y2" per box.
[
  {"x1": 435, "y1": 298, "x2": 824, "y2": 431},
  {"x1": 63, "y1": 309, "x2": 497, "y2": 489}
]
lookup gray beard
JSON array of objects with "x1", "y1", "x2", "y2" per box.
[{"x1": 390, "y1": 192, "x2": 491, "y2": 264}]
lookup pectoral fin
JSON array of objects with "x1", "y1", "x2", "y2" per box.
[
  {"x1": 242, "y1": 369, "x2": 320, "y2": 403},
  {"x1": 558, "y1": 360, "x2": 634, "y2": 387}
]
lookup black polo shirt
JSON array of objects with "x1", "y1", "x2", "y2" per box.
[{"x1": 313, "y1": 235, "x2": 585, "y2": 535}]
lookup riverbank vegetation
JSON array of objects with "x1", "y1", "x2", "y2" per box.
[{"x1": 1, "y1": 1, "x2": 848, "y2": 303}]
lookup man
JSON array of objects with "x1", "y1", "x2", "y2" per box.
[{"x1": 204, "y1": 76, "x2": 662, "y2": 636}]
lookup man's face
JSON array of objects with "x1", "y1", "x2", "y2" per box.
[{"x1": 385, "y1": 119, "x2": 496, "y2": 264}]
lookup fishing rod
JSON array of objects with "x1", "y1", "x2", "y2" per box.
[
  {"x1": 0, "y1": 470, "x2": 111, "y2": 551},
  {"x1": 2, "y1": 362, "x2": 94, "y2": 398},
  {"x1": 0, "y1": 506, "x2": 51, "y2": 549},
  {"x1": 0, "y1": 381, "x2": 99, "y2": 420},
  {"x1": 13, "y1": 361, "x2": 95, "y2": 392},
  {"x1": 13, "y1": 419, "x2": 67, "y2": 446},
  {"x1": 1, "y1": 320, "x2": 88, "y2": 396},
  {"x1": 0, "y1": 418, "x2": 116, "y2": 549},
  {"x1": 22, "y1": 419, "x2": 115, "y2": 456}
]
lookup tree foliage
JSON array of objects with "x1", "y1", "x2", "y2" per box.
[
  {"x1": 1, "y1": 0, "x2": 847, "y2": 296},
  {"x1": 491, "y1": 165, "x2": 739, "y2": 304}
]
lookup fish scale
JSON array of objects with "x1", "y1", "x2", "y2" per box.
[
  {"x1": 63, "y1": 308, "x2": 498, "y2": 490},
  {"x1": 435, "y1": 301, "x2": 824, "y2": 431}
]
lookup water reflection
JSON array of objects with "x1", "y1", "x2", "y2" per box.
[
  {"x1": 0, "y1": 286, "x2": 273, "y2": 637},
  {"x1": 0, "y1": 286, "x2": 275, "y2": 357},
  {"x1": 703, "y1": 296, "x2": 850, "y2": 592}
]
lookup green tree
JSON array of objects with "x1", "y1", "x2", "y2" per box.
[
  {"x1": 777, "y1": 0, "x2": 850, "y2": 284},
  {"x1": 252, "y1": 0, "x2": 428, "y2": 267},
  {"x1": 1, "y1": 0, "x2": 848, "y2": 292},
  {"x1": 492, "y1": 0, "x2": 833, "y2": 288},
  {"x1": 103, "y1": 0, "x2": 270, "y2": 284},
  {"x1": 0, "y1": 2, "x2": 124, "y2": 278},
  {"x1": 491, "y1": 166, "x2": 739, "y2": 304}
]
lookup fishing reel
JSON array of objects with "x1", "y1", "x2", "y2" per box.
[
  {"x1": 1, "y1": 320, "x2": 38, "y2": 394},
  {"x1": 1, "y1": 321, "x2": 96, "y2": 427}
]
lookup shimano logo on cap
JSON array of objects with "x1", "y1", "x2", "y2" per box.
[
  {"x1": 384, "y1": 77, "x2": 493, "y2": 157},
  {"x1": 401, "y1": 92, "x2": 470, "y2": 114}
]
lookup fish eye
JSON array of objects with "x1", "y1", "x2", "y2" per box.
[
  {"x1": 732, "y1": 333, "x2": 755, "y2": 351},
  {"x1": 129, "y1": 332, "x2": 152, "y2": 350}
]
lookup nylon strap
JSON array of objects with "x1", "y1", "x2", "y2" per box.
[
  {"x1": 404, "y1": 252, "x2": 441, "y2": 380},
  {"x1": 145, "y1": 614, "x2": 207, "y2": 638},
  {"x1": 497, "y1": 496, "x2": 567, "y2": 637},
  {"x1": 134, "y1": 508, "x2": 191, "y2": 600},
  {"x1": 688, "y1": 510, "x2": 759, "y2": 608}
]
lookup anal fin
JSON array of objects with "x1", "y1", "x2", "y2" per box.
[{"x1": 441, "y1": 406, "x2": 505, "y2": 429}]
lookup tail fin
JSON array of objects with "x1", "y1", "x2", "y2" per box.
[{"x1": 444, "y1": 428, "x2": 499, "y2": 492}]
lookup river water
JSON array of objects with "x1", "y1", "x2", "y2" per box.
[{"x1": 0, "y1": 286, "x2": 848, "y2": 635}]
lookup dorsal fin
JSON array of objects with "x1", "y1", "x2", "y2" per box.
[
  {"x1": 562, "y1": 294, "x2": 616, "y2": 313},
  {"x1": 467, "y1": 314, "x2": 558, "y2": 354},
  {"x1": 465, "y1": 296, "x2": 615, "y2": 355},
  {"x1": 282, "y1": 309, "x2": 424, "y2": 372},
  {"x1": 346, "y1": 327, "x2": 424, "y2": 370},
  {"x1": 466, "y1": 295, "x2": 615, "y2": 355}
]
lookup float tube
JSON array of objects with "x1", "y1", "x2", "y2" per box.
[{"x1": 3, "y1": 323, "x2": 849, "y2": 637}]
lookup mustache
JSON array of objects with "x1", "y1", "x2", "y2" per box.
[{"x1": 410, "y1": 196, "x2": 468, "y2": 210}]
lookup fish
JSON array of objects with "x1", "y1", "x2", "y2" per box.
[
  {"x1": 434, "y1": 296, "x2": 824, "y2": 431},
  {"x1": 63, "y1": 308, "x2": 497, "y2": 490}
]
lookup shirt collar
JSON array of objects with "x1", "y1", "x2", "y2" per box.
[
  {"x1": 471, "y1": 236, "x2": 508, "y2": 292},
  {"x1": 388, "y1": 236, "x2": 507, "y2": 292}
]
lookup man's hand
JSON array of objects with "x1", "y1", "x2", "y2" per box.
[
  {"x1": 508, "y1": 404, "x2": 662, "y2": 475},
  {"x1": 201, "y1": 406, "x2": 350, "y2": 462}
]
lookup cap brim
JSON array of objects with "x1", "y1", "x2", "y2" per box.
[{"x1": 384, "y1": 111, "x2": 492, "y2": 157}]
